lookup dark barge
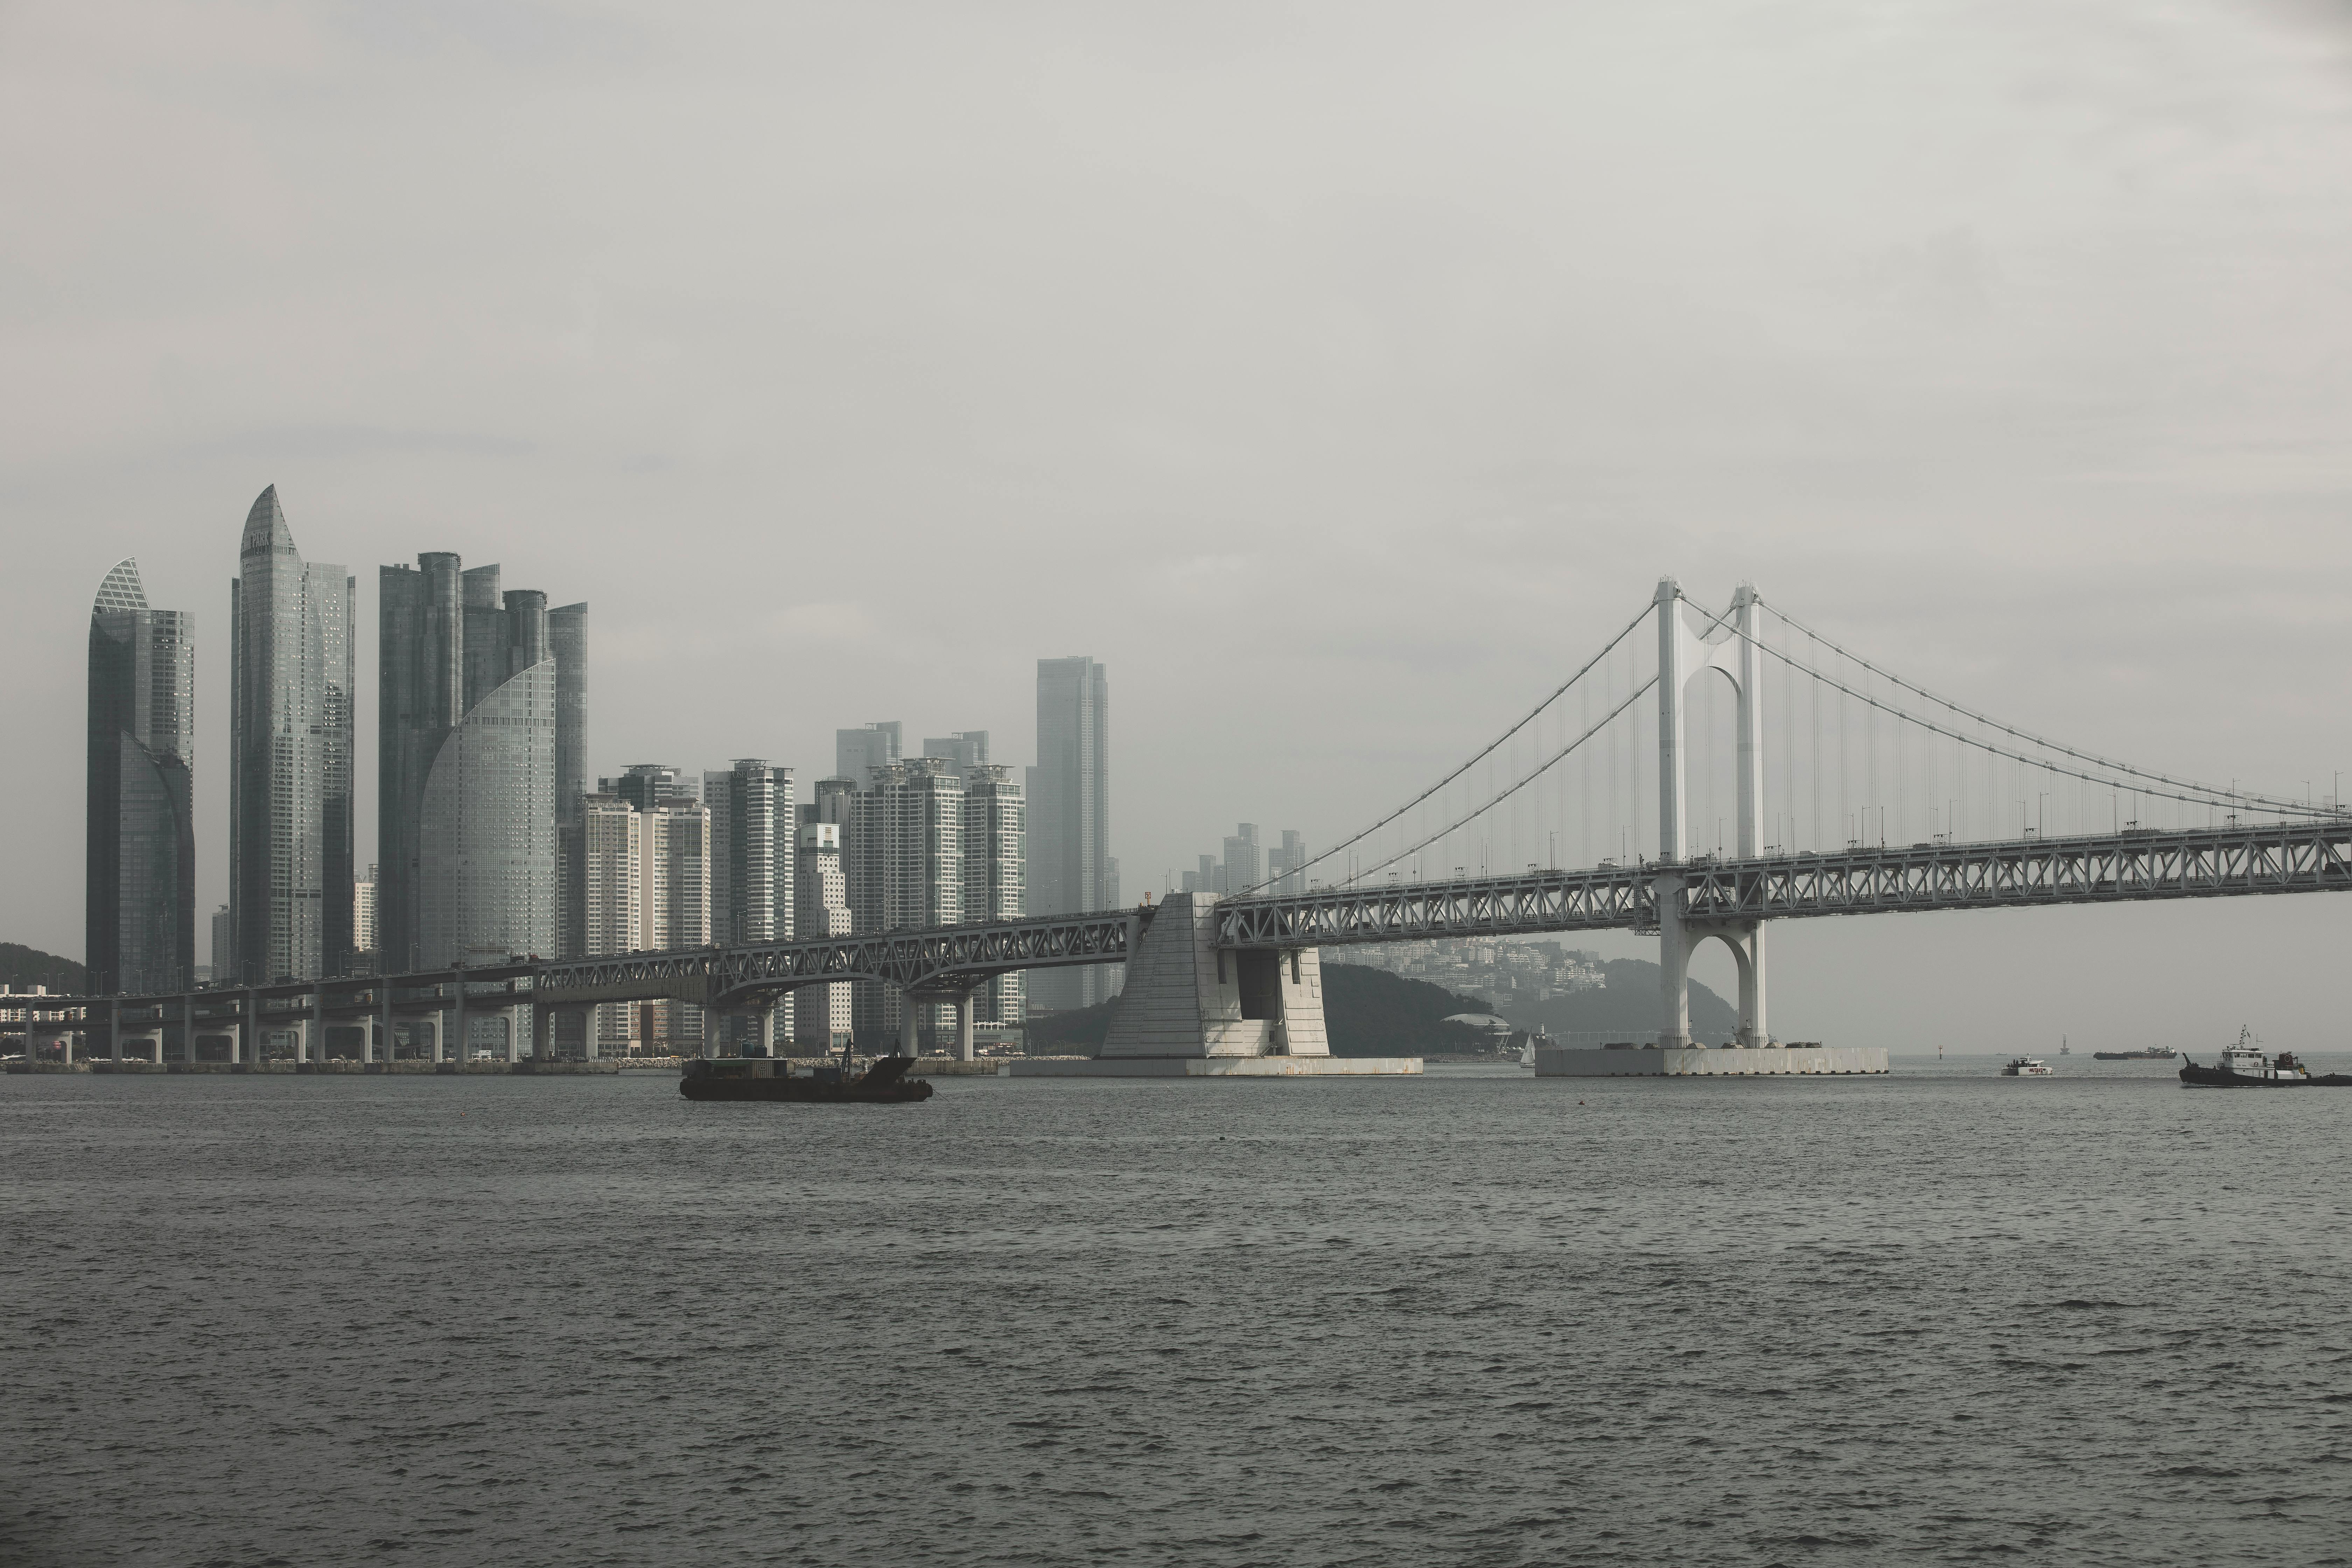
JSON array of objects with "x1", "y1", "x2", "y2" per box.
[{"x1": 680, "y1": 1055, "x2": 935, "y2": 1104}]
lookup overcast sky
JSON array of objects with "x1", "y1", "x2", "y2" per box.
[{"x1": 8, "y1": 1, "x2": 2352, "y2": 1050}]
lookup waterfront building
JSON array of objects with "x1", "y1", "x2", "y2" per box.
[
  {"x1": 845, "y1": 757, "x2": 963, "y2": 1046},
  {"x1": 379, "y1": 553, "x2": 573, "y2": 972},
  {"x1": 561, "y1": 792, "x2": 641, "y2": 1054},
  {"x1": 795, "y1": 821, "x2": 853, "y2": 1048},
  {"x1": 352, "y1": 864, "x2": 377, "y2": 969},
  {"x1": 86, "y1": 559, "x2": 196, "y2": 995},
  {"x1": 638, "y1": 796, "x2": 710, "y2": 1052},
  {"x1": 706, "y1": 760, "x2": 796, "y2": 1051},
  {"x1": 1028, "y1": 656, "x2": 1113, "y2": 1012},
  {"x1": 962, "y1": 763, "x2": 1025, "y2": 1043},
  {"x1": 229, "y1": 486, "x2": 355, "y2": 983}
]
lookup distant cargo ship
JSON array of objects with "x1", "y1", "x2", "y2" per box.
[{"x1": 2092, "y1": 1045, "x2": 2177, "y2": 1061}]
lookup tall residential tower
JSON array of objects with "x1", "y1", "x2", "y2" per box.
[
  {"x1": 1028, "y1": 656, "x2": 1113, "y2": 1011},
  {"x1": 229, "y1": 486, "x2": 355, "y2": 983},
  {"x1": 86, "y1": 559, "x2": 195, "y2": 993},
  {"x1": 379, "y1": 553, "x2": 578, "y2": 971}
]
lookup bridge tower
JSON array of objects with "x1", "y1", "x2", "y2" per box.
[{"x1": 1653, "y1": 577, "x2": 1768, "y2": 1048}]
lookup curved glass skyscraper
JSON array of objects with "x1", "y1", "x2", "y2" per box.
[
  {"x1": 86, "y1": 558, "x2": 195, "y2": 994},
  {"x1": 229, "y1": 487, "x2": 355, "y2": 984},
  {"x1": 379, "y1": 552, "x2": 581, "y2": 971}
]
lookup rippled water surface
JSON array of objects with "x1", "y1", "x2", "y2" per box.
[{"x1": 6, "y1": 1059, "x2": 2351, "y2": 1567}]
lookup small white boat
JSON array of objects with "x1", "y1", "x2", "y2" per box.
[{"x1": 2001, "y1": 1056, "x2": 2055, "y2": 1077}]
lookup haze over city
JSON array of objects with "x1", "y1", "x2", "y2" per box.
[{"x1": 8, "y1": 0, "x2": 2352, "y2": 1051}]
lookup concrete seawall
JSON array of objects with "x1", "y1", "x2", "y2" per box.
[{"x1": 1535, "y1": 1045, "x2": 1889, "y2": 1077}]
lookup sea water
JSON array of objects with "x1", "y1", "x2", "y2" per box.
[{"x1": 4, "y1": 1058, "x2": 2347, "y2": 1566}]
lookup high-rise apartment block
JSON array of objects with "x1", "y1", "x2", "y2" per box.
[
  {"x1": 1028, "y1": 656, "x2": 1113, "y2": 1012},
  {"x1": 379, "y1": 552, "x2": 577, "y2": 971},
  {"x1": 706, "y1": 760, "x2": 796, "y2": 1051},
  {"x1": 638, "y1": 794, "x2": 710, "y2": 1053},
  {"x1": 962, "y1": 763, "x2": 1025, "y2": 1043},
  {"x1": 795, "y1": 821, "x2": 853, "y2": 1048},
  {"x1": 565, "y1": 793, "x2": 641, "y2": 1055},
  {"x1": 844, "y1": 756, "x2": 963, "y2": 1046},
  {"x1": 86, "y1": 559, "x2": 195, "y2": 994},
  {"x1": 1270, "y1": 830, "x2": 1309, "y2": 893},
  {"x1": 352, "y1": 863, "x2": 377, "y2": 967},
  {"x1": 229, "y1": 486, "x2": 355, "y2": 983},
  {"x1": 1223, "y1": 824, "x2": 1262, "y2": 895},
  {"x1": 836, "y1": 721, "x2": 902, "y2": 786}
]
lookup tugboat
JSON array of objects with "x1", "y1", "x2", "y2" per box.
[
  {"x1": 2001, "y1": 1056, "x2": 2056, "y2": 1077},
  {"x1": 2180, "y1": 1028, "x2": 2352, "y2": 1088},
  {"x1": 679, "y1": 1050, "x2": 935, "y2": 1104}
]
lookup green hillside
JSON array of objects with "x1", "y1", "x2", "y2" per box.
[
  {"x1": 1500, "y1": 957, "x2": 1740, "y2": 1042},
  {"x1": 0, "y1": 943, "x2": 86, "y2": 994}
]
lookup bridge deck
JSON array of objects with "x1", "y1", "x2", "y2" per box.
[{"x1": 19, "y1": 821, "x2": 2347, "y2": 1019}]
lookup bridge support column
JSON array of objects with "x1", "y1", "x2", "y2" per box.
[
  {"x1": 1096, "y1": 893, "x2": 1336, "y2": 1061},
  {"x1": 532, "y1": 1003, "x2": 554, "y2": 1061},
  {"x1": 449, "y1": 975, "x2": 468, "y2": 1068},
  {"x1": 505, "y1": 1003, "x2": 525, "y2": 1065},
  {"x1": 956, "y1": 994, "x2": 974, "y2": 1062},
  {"x1": 243, "y1": 990, "x2": 261, "y2": 1067},
  {"x1": 1655, "y1": 868, "x2": 1691, "y2": 1049},
  {"x1": 108, "y1": 1002, "x2": 123, "y2": 1063},
  {"x1": 899, "y1": 999, "x2": 918, "y2": 1058},
  {"x1": 584, "y1": 1006, "x2": 600, "y2": 1062},
  {"x1": 1664, "y1": 918, "x2": 1769, "y2": 1048}
]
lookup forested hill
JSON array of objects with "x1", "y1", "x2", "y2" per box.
[
  {"x1": 1318, "y1": 965, "x2": 1498, "y2": 1056},
  {"x1": 0, "y1": 943, "x2": 85, "y2": 993},
  {"x1": 1501, "y1": 958, "x2": 1739, "y2": 1042}
]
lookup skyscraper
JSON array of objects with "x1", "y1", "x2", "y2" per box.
[
  {"x1": 1223, "y1": 824, "x2": 1262, "y2": 893},
  {"x1": 230, "y1": 486, "x2": 355, "y2": 983},
  {"x1": 844, "y1": 757, "x2": 963, "y2": 1046},
  {"x1": 962, "y1": 763, "x2": 1025, "y2": 1044},
  {"x1": 565, "y1": 792, "x2": 641, "y2": 1056},
  {"x1": 706, "y1": 760, "x2": 796, "y2": 1051},
  {"x1": 1028, "y1": 656, "x2": 1113, "y2": 1011},
  {"x1": 639, "y1": 794, "x2": 710, "y2": 1052},
  {"x1": 379, "y1": 553, "x2": 575, "y2": 971},
  {"x1": 86, "y1": 559, "x2": 194, "y2": 994},
  {"x1": 795, "y1": 821, "x2": 853, "y2": 1049},
  {"x1": 836, "y1": 721, "x2": 902, "y2": 786}
]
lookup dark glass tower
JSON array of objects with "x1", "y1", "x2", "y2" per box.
[
  {"x1": 1028, "y1": 656, "x2": 1113, "y2": 1010},
  {"x1": 229, "y1": 486, "x2": 355, "y2": 983},
  {"x1": 86, "y1": 559, "x2": 195, "y2": 994}
]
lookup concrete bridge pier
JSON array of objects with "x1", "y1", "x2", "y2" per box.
[{"x1": 956, "y1": 994, "x2": 975, "y2": 1062}]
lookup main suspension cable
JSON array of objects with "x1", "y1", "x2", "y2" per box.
[{"x1": 1242, "y1": 599, "x2": 1655, "y2": 895}]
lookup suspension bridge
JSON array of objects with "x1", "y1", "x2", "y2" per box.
[{"x1": 14, "y1": 577, "x2": 2347, "y2": 1076}]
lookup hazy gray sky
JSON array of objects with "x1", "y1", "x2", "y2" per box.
[{"x1": 8, "y1": 1, "x2": 2352, "y2": 1049}]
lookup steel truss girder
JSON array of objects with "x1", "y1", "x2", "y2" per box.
[
  {"x1": 533, "y1": 909, "x2": 1147, "y2": 1013},
  {"x1": 1214, "y1": 866, "x2": 1656, "y2": 948},
  {"x1": 1214, "y1": 821, "x2": 2352, "y2": 948},
  {"x1": 1678, "y1": 822, "x2": 2352, "y2": 921}
]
